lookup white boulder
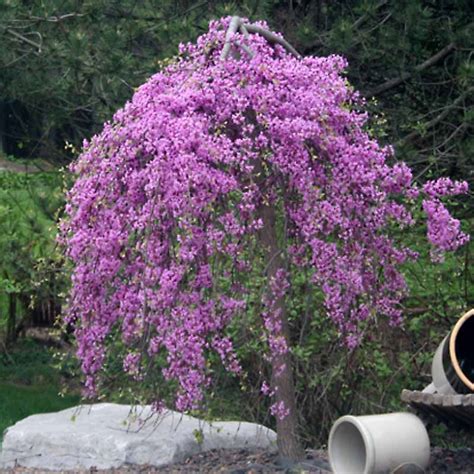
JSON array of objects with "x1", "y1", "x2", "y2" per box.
[{"x1": 0, "y1": 403, "x2": 277, "y2": 471}]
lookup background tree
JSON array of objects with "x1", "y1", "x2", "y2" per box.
[
  {"x1": 0, "y1": 170, "x2": 64, "y2": 345},
  {"x1": 1, "y1": 1, "x2": 472, "y2": 198}
]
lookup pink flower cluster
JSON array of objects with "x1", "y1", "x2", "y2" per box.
[
  {"x1": 422, "y1": 178, "x2": 470, "y2": 260},
  {"x1": 61, "y1": 17, "x2": 469, "y2": 413}
]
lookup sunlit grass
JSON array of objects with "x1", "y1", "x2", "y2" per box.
[
  {"x1": 0, "y1": 339, "x2": 80, "y2": 440},
  {"x1": 0, "y1": 382, "x2": 79, "y2": 438}
]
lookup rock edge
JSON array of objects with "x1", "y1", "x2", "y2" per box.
[{"x1": 0, "y1": 403, "x2": 277, "y2": 471}]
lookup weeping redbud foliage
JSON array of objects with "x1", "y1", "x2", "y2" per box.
[{"x1": 61, "y1": 18, "x2": 469, "y2": 413}]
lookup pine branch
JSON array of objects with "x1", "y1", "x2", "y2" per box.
[
  {"x1": 366, "y1": 42, "x2": 456, "y2": 97},
  {"x1": 401, "y1": 87, "x2": 473, "y2": 144}
]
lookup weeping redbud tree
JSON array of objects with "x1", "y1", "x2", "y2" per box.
[{"x1": 61, "y1": 17, "x2": 469, "y2": 459}]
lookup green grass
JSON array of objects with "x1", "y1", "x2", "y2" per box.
[
  {"x1": 0, "y1": 382, "x2": 79, "y2": 437},
  {"x1": 0, "y1": 339, "x2": 80, "y2": 440}
]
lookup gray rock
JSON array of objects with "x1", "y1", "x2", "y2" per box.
[{"x1": 0, "y1": 403, "x2": 277, "y2": 471}]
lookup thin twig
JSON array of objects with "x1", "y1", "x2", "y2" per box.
[
  {"x1": 401, "y1": 86, "x2": 473, "y2": 143},
  {"x1": 366, "y1": 42, "x2": 456, "y2": 97},
  {"x1": 352, "y1": 0, "x2": 388, "y2": 29},
  {"x1": 4, "y1": 52, "x2": 31, "y2": 67},
  {"x1": 6, "y1": 28, "x2": 42, "y2": 52},
  {"x1": 434, "y1": 122, "x2": 469, "y2": 151},
  {"x1": 29, "y1": 13, "x2": 85, "y2": 22},
  {"x1": 304, "y1": 0, "x2": 388, "y2": 52}
]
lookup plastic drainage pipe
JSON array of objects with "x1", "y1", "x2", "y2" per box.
[
  {"x1": 430, "y1": 308, "x2": 474, "y2": 395},
  {"x1": 328, "y1": 412, "x2": 430, "y2": 474}
]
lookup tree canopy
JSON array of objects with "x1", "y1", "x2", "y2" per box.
[{"x1": 61, "y1": 16, "x2": 469, "y2": 459}]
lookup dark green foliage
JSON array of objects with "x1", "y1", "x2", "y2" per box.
[
  {"x1": 1, "y1": 1, "x2": 472, "y2": 192},
  {"x1": 0, "y1": 168, "x2": 65, "y2": 344},
  {"x1": 1, "y1": 1, "x2": 223, "y2": 161}
]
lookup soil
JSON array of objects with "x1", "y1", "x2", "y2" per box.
[{"x1": 1, "y1": 446, "x2": 473, "y2": 473}]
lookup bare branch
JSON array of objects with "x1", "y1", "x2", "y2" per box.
[
  {"x1": 244, "y1": 24, "x2": 301, "y2": 58},
  {"x1": 352, "y1": 0, "x2": 388, "y2": 29},
  {"x1": 304, "y1": 0, "x2": 388, "y2": 52},
  {"x1": 239, "y1": 23, "x2": 250, "y2": 39},
  {"x1": 220, "y1": 16, "x2": 242, "y2": 60},
  {"x1": 221, "y1": 17, "x2": 301, "y2": 61},
  {"x1": 29, "y1": 13, "x2": 85, "y2": 22},
  {"x1": 434, "y1": 122, "x2": 469, "y2": 151},
  {"x1": 401, "y1": 87, "x2": 473, "y2": 143},
  {"x1": 366, "y1": 42, "x2": 456, "y2": 97},
  {"x1": 236, "y1": 42, "x2": 255, "y2": 59},
  {"x1": 6, "y1": 28, "x2": 42, "y2": 52},
  {"x1": 4, "y1": 52, "x2": 31, "y2": 67},
  {"x1": 147, "y1": 1, "x2": 209, "y2": 32}
]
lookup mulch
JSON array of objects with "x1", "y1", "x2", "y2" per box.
[
  {"x1": 147, "y1": 448, "x2": 331, "y2": 473},
  {"x1": 1, "y1": 446, "x2": 473, "y2": 473}
]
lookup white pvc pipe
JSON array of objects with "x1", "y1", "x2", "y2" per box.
[
  {"x1": 431, "y1": 335, "x2": 457, "y2": 395},
  {"x1": 431, "y1": 308, "x2": 474, "y2": 395},
  {"x1": 328, "y1": 413, "x2": 430, "y2": 474}
]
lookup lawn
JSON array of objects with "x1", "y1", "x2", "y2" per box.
[
  {"x1": 0, "y1": 382, "x2": 79, "y2": 438},
  {"x1": 0, "y1": 338, "x2": 80, "y2": 441}
]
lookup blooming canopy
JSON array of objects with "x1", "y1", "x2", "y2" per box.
[{"x1": 62, "y1": 17, "x2": 469, "y2": 413}]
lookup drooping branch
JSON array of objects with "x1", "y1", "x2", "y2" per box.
[
  {"x1": 244, "y1": 24, "x2": 301, "y2": 58},
  {"x1": 366, "y1": 42, "x2": 456, "y2": 97},
  {"x1": 236, "y1": 42, "x2": 256, "y2": 59},
  {"x1": 220, "y1": 16, "x2": 301, "y2": 61}
]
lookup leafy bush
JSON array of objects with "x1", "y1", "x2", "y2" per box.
[{"x1": 0, "y1": 167, "x2": 65, "y2": 344}]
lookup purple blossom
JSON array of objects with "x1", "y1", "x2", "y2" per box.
[
  {"x1": 270, "y1": 400, "x2": 290, "y2": 420},
  {"x1": 61, "y1": 17, "x2": 469, "y2": 417},
  {"x1": 423, "y1": 198, "x2": 469, "y2": 253},
  {"x1": 423, "y1": 177, "x2": 469, "y2": 198}
]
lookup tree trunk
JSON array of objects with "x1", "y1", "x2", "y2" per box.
[
  {"x1": 7, "y1": 293, "x2": 17, "y2": 344},
  {"x1": 258, "y1": 200, "x2": 305, "y2": 461},
  {"x1": 0, "y1": 101, "x2": 6, "y2": 155}
]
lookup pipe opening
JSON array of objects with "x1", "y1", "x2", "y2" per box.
[
  {"x1": 330, "y1": 420, "x2": 367, "y2": 474},
  {"x1": 455, "y1": 314, "x2": 474, "y2": 385}
]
